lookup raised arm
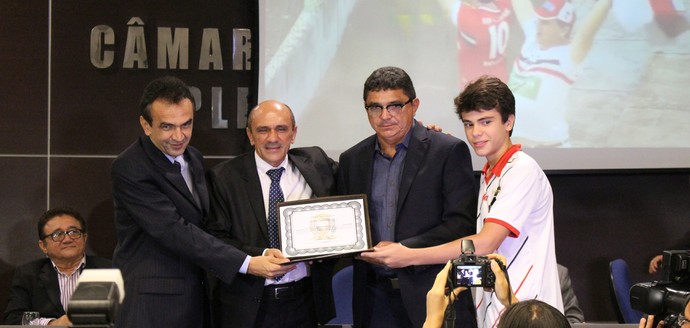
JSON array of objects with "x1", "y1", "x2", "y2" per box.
[{"x1": 571, "y1": 0, "x2": 612, "y2": 64}]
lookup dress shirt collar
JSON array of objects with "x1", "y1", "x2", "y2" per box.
[
  {"x1": 164, "y1": 153, "x2": 188, "y2": 166},
  {"x1": 50, "y1": 254, "x2": 87, "y2": 275},
  {"x1": 254, "y1": 152, "x2": 289, "y2": 173}
]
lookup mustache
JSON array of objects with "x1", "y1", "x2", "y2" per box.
[{"x1": 264, "y1": 142, "x2": 282, "y2": 148}]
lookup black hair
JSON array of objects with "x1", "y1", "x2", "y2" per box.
[
  {"x1": 139, "y1": 76, "x2": 195, "y2": 124},
  {"x1": 363, "y1": 66, "x2": 416, "y2": 101},
  {"x1": 497, "y1": 299, "x2": 570, "y2": 328},
  {"x1": 37, "y1": 206, "x2": 87, "y2": 240}
]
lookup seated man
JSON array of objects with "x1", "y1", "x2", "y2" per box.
[{"x1": 2, "y1": 207, "x2": 111, "y2": 325}]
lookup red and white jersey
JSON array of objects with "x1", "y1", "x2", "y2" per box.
[
  {"x1": 508, "y1": 22, "x2": 580, "y2": 144},
  {"x1": 474, "y1": 145, "x2": 563, "y2": 328},
  {"x1": 456, "y1": 0, "x2": 512, "y2": 86}
]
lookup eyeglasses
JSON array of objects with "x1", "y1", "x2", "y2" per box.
[
  {"x1": 42, "y1": 229, "x2": 84, "y2": 242},
  {"x1": 365, "y1": 98, "x2": 414, "y2": 117}
]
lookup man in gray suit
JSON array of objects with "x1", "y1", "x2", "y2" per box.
[
  {"x1": 558, "y1": 264, "x2": 585, "y2": 324},
  {"x1": 205, "y1": 100, "x2": 337, "y2": 328},
  {"x1": 111, "y1": 77, "x2": 293, "y2": 328}
]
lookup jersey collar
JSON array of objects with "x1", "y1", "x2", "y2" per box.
[{"x1": 482, "y1": 144, "x2": 522, "y2": 183}]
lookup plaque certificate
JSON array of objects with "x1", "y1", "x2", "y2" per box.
[{"x1": 277, "y1": 194, "x2": 372, "y2": 261}]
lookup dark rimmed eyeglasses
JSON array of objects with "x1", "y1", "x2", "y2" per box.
[
  {"x1": 42, "y1": 229, "x2": 84, "y2": 242},
  {"x1": 365, "y1": 98, "x2": 414, "y2": 117}
]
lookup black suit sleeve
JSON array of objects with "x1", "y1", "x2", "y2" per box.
[
  {"x1": 3, "y1": 266, "x2": 35, "y2": 324},
  {"x1": 204, "y1": 164, "x2": 266, "y2": 256},
  {"x1": 2, "y1": 262, "x2": 63, "y2": 325},
  {"x1": 112, "y1": 157, "x2": 247, "y2": 284}
]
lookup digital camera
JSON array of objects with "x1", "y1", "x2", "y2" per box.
[
  {"x1": 451, "y1": 240, "x2": 495, "y2": 288},
  {"x1": 630, "y1": 250, "x2": 690, "y2": 327},
  {"x1": 661, "y1": 250, "x2": 690, "y2": 285}
]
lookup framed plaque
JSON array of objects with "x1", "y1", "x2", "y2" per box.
[{"x1": 277, "y1": 194, "x2": 372, "y2": 261}]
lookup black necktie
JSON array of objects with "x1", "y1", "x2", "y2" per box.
[{"x1": 266, "y1": 168, "x2": 285, "y2": 249}]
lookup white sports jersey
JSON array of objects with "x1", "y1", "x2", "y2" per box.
[
  {"x1": 474, "y1": 145, "x2": 563, "y2": 328},
  {"x1": 508, "y1": 22, "x2": 580, "y2": 144}
]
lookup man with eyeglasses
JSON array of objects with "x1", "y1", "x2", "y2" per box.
[
  {"x1": 337, "y1": 66, "x2": 478, "y2": 328},
  {"x1": 2, "y1": 207, "x2": 111, "y2": 325}
]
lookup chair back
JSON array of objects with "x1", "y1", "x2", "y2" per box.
[
  {"x1": 609, "y1": 259, "x2": 645, "y2": 323},
  {"x1": 328, "y1": 265, "x2": 353, "y2": 326}
]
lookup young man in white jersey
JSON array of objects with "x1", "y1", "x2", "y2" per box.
[{"x1": 362, "y1": 75, "x2": 562, "y2": 327}]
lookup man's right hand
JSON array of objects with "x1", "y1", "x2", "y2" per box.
[
  {"x1": 248, "y1": 251, "x2": 295, "y2": 279},
  {"x1": 48, "y1": 315, "x2": 72, "y2": 326}
]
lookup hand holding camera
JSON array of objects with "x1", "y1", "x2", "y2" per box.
[
  {"x1": 449, "y1": 240, "x2": 517, "y2": 306},
  {"x1": 424, "y1": 241, "x2": 519, "y2": 328}
]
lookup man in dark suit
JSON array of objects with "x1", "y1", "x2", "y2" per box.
[
  {"x1": 2, "y1": 207, "x2": 111, "y2": 325},
  {"x1": 338, "y1": 67, "x2": 477, "y2": 328},
  {"x1": 205, "y1": 100, "x2": 336, "y2": 328},
  {"x1": 111, "y1": 76, "x2": 294, "y2": 328}
]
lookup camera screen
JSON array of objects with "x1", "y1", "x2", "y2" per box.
[{"x1": 456, "y1": 265, "x2": 484, "y2": 287}]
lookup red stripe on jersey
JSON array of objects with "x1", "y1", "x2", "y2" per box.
[
  {"x1": 514, "y1": 264, "x2": 534, "y2": 295},
  {"x1": 485, "y1": 218, "x2": 520, "y2": 238}
]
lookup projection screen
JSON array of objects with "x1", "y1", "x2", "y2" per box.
[{"x1": 258, "y1": 0, "x2": 690, "y2": 170}]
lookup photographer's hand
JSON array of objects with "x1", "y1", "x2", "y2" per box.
[
  {"x1": 638, "y1": 315, "x2": 664, "y2": 328},
  {"x1": 423, "y1": 261, "x2": 466, "y2": 328},
  {"x1": 486, "y1": 253, "x2": 518, "y2": 307}
]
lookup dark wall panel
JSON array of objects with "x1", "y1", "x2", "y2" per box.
[
  {"x1": 49, "y1": 0, "x2": 256, "y2": 156},
  {"x1": 0, "y1": 0, "x2": 49, "y2": 154},
  {"x1": 49, "y1": 157, "x2": 117, "y2": 259}
]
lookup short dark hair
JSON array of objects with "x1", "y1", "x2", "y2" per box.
[
  {"x1": 363, "y1": 66, "x2": 416, "y2": 101},
  {"x1": 139, "y1": 76, "x2": 195, "y2": 124},
  {"x1": 497, "y1": 299, "x2": 570, "y2": 328},
  {"x1": 37, "y1": 207, "x2": 87, "y2": 240},
  {"x1": 454, "y1": 75, "x2": 515, "y2": 134}
]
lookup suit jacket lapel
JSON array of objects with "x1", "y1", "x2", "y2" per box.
[
  {"x1": 39, "y1": 262, "x2": 64, "y2": 314},
  {"x1": 289, "y1": 152, "x2": 327, "y2": 197},
  {"x1": 397, "y1": 127, "x2": 429, "y2": 215},
  {"x1": 188, "y1": 151, "x2": 208, "y2": 213},
  {"x1": 140, "y1": 136, "x2": 201, "y2": 210},
  {"x1": 357, "y1": 137, "x2": 376, "y2": 197},
  {"x1": 242, "y1": 155, "x2": 271, "y2": 242}
]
